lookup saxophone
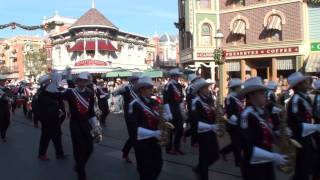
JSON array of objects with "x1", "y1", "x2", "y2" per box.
[
  {"x1": 215, "y1": 95, "x2": 227, "y2": 137},
  {"x1": 157, "y1": 103, "x2": 175, "y2": 146},
  {"x1": 277, "y1": 105, "x2": 302, "y2": 174}
]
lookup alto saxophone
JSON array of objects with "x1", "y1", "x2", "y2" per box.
[
  {"x1": 277, "y1": 105, "x2": 302, "y2": 174},
  {"x1": 215, "y1": 96, "x2": 227, "y2": 137},
  {"x1": 157, "y1": 104, "x2": 175, "y2": 146}
]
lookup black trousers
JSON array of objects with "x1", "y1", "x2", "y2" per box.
[
  {"x1": 293, "y1": 137, "x2": 317, "y2": 180},
  {"x1": 134, "y1": 138, "x2": 163, "y2": 180},
  {"x1": 166, "y1": 109, "x2": 184, "y2": 151},
  {"x1": 242, "y1": 162, "x2": 275, "y2": 180},
  {"x1": 98, "y1": 101, "x2": 109, "y2": 126},
  {"x1": 122, "y1": 113, "x2": 133, "y2": 156},
  {"x1": 0, "y1": 129, "x2": 7, "y2": 139},
  {"x1": 220, "y1": 124, "x2": 242, "y2": 166},
  {"x1": 38, "y1": 126, "x2": 64, "y2": 156},
  {"x1": 70, "y1": 123, "x2": 93, "y2": 179},
  {"x1": 194, "y1": 131, "x2": 219, "y2": 180}
]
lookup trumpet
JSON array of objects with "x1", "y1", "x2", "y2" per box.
[{"x1": 157, "y1": 104, "x2": 175, "y2": 146}]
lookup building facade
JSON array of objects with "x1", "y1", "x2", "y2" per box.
[
  {"x1": 45, "y1": 6, "x2": 154, "y2": 74},
  {"x1": 306, "y1": 1, "x2": 320, "y2": 74},
  {"x1": 177, "y1": 0, "x2": 219, "y2": 79},
  {"x1": 178, "y1": 0, "x2": 319, "y2": 82},
  {"x1": 152, "y1": 33, "x2": 179, "y2": 69},
  {"x1": 0, "y1": 36, "x2": 43, "y2": 80}
]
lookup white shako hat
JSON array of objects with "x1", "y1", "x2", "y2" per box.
[
  {"x1": 78, "y1": 71, "x2": 91, "y2": 80},
  {"x1": 134, "y1": 76, "x2": 153, "y2": 90},
  {"x1": 192, "y1": 78, "x2": 213, "y2": 95},
  {"x1": 168, "y1": 68, "x2": 183, "y2": 76},
  {"x1": 228, "y1": 78, "x2": 242, "y2": 88},
  {"x1": 288, "y1": 72, "x2": 311, "y2": 89},
  {"x1": 240, "y1": 77, "x2": 267, "y2": 96}
]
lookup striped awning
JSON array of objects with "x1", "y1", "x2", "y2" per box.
[
  {"x1": 266, "y1": 15, "x2": 282, "y2": 31},
  {"x1": 232, "y1": 20, "x2": 246, "y2": 35},
  {"x1": 277, "y1": 58, "x2": 295, "y2": 70},
  {"x1": 306, "y1": 53, "x2": 320, "y2": 73},
  {"x1": 69, "y1": 41, "x2": 84, "y2": 52},
  {"x1": 227, "y1": 61, "x2": 240, "y2": 72}
]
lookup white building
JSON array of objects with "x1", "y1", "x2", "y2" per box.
[{"x1": 44, "y1": 6, "x2": 153, "y2": 74}]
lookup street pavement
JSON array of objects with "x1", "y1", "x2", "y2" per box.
[{"x1": 0, "y1": 109, "x2": 290, "y2": 180}]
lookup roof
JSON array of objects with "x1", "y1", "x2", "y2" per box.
[
  {"x1": 159, "y1": 33, "x2": 177, "y2": 42},
  {"x1": 70, "y1": 8, "x2": 118, "y2": 30}
]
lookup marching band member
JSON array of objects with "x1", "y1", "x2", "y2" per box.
[
  {"x1": 46, "y1": 71, "x2": 102, "y2": 180},
  {"x1": 95, "y1": 80, "x2": 110, "y2": 127},
  {"x1": 313, "y1": 79, "x2": 320, "y2": 180},
  {"x1": 163, "y1": 68, "x2": 185, "y2": 155},
  {"x1": 0, "y1": 74, "x2": 11, "y2": 142},
  {"x1": 36, "y1": 75, "x2": 66, "y2": 161},
  {"x1": 128, "y1": 76, "x2": 163, "y2": 180},
  {"x1": 190, "y1": 78, "x2": 220, "y2": 180},
  {"x1": 112, "y1": 74, "x2": 139, "y2": 162},
  {"x1": 184, "y1": 74, "x2": 200, "y2": 147},
  {"x1": 220, "y1": 78, "x2": 244, "y2": 167},
  {"x1": 17, "y1": 80, "x2": 30, "y2": 116},
  {"x1": 240, "y1": 77, "x2": 287, "y2": 180},
  {"x1": 287, "y1": 72, "x2": 320, "y2": 180},
  {"x1": 265, "y1": 81, "x2": 281, "y2": 133}
]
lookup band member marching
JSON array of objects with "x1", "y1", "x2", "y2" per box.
[
  {"x1": 184, "y1": 74, "x2": 200, "y2": 147},
  {"x1": 287, "y1": 72, "x2": 320, "y2": 180},
  {"x1": 220, "y1": 78, "x2": 244, "y2": 167},
  {"x1": 46, "y1": 71, "x2": 102, "y2": 180},
  {"x1": 265, "y1": 81, "x2": 281, "y2": 134},
  {"x1": 240, "y1": 77, "x2": 287, "y2": 180},
  {"x1": 36, "y1": 75, "x2": 67, "y2": 161},
  {"x1": 190, "y1": 78, "x2": 220, "y2": 180},
  {"x1": 313, "y1": 79, "x2": 320, "y2": 180},
  {"x1": 163, "y1": 68, "x2": 185, "y2": 155},
  {"x1": 95, "y1": 80, "x2": 110, "y2": 127},
  {"x1": 0, "y1": 74, "x2": 11, "y2": 142},
  {"x1": 112, "y1": 74, "x2": 139, "y2": 162},
  {"x1": 128, "y1": 76, "x2": 163, "y2": 180}
]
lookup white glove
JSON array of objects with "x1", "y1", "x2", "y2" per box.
[
  {"x1": 163, "y1": 104, "x2": 173, "y2": 120},
  {"x1": 89, "y1": 117, "x2": 103, "y2": 143},
  {"x1": 198, "y1": 122, "x2": 218, "y2": 133},
  {"x1": 251, "y1": 147, "x2": 288, "y2": 165},
  {"x1": 302, "y1": 123, "x2": 320, "y2": 137},
  {"x1": 228, "y1": 115, "x2": 238, "y2": 126},
  {"x1": 137, "y1": 127, "x2": 161, "y2": 140}
]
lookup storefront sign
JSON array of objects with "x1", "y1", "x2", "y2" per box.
[
  {"x1": 75, "y1": 59, "x2": 109, "y2": 67},
  {"x1": 226, "y1": 47, "x2": 299, "y2": 57},
  {"x1": 197, "y1": 52, "x2": 214, "y2": 58},
  {"x1": 311, "y1": 42, "x2": 320, "y2": 51}
]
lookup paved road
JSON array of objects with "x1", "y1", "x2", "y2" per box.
[{"x1": 0, "y1": 109, "x2": 289, "y2": 180}]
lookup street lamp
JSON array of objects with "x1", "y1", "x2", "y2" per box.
[{"x1": 214, "y1": 29, "x2": 226, "y2": 106}]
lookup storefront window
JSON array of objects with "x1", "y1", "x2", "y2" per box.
[
  {"x1": 201, "y1": 23, "x2": 212, "y2": 46},
  {"x1": 199, "y1": 0, "x2": 211, "y2": 9}
]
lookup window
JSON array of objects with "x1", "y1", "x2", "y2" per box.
[
  {"x1": 230, "y1": 20, "x2": 247, "y2": 44},
  {"x1": 266, "y1": 15, "x2": 283, "y2": 41},
  {"x1": 201, "y1": 23, "x2": 212, "y2": 46},
  {"x1": 199, "y1": 0, "x2": 210, "y2": 9}
]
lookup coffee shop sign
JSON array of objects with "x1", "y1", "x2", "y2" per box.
[{"x1": 226, "y1": 47, "x2": 299, "y2": 57}]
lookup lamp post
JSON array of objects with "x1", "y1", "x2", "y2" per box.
[{"x1": 214, "y1": 29, "x2": 226, "y2": 106}]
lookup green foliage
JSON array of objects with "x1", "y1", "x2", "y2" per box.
[{"x1": 24, "y1": 48, "x2": 47, "y2": 78}]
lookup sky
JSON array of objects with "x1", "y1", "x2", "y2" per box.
[{"x1": 0, "y1": 0, "x2": 178, "y2": 38}]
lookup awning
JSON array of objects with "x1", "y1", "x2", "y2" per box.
[
  {"x1": 71, "y1": 67, "x2": 111, "y2": 74},
  {"x1": 227, "y1": 61, "x2": 240, "y2": 72},
  {"x1": 232, "y1": 20, "x2": 246, "y2": 35},
  {"x1": 69, "y1": 41, "x2": 84, "y2": 52},
  {"x1": 277, "y1": 57, "x2": 295, "y2": 70},
  {"x1": 142, "y1": 70, "x2": 163, "y2": 78},
  {"x1": 306, "y1": 53, "x2": 320, "y2": 73},
  {"x1": 105, "y1": 71, "x2": 132, "y2": 78},
  {"x1": 266, "y1": 15, "x2": 282, "y2": 31},
  {"x1": 85, "y1": 41, "x2": 95, "y2": 51},
  {"x1": 98, "y1": 40, "x2": 118, "y2": 51}
]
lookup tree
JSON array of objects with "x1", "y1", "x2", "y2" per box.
[{"x1": 24, "y1": 48, "x2": 47, "y2": 80}]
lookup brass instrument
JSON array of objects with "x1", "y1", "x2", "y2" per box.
[
  {"x1": 157, "y1": 104, "x2": 175, "y2": 146},
  {"x1": 215, "y1": 95, "x2": 227, "y2": 137},
  {"x1": 277, "y1": 105, "x2": 302, "y2": 174}
]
